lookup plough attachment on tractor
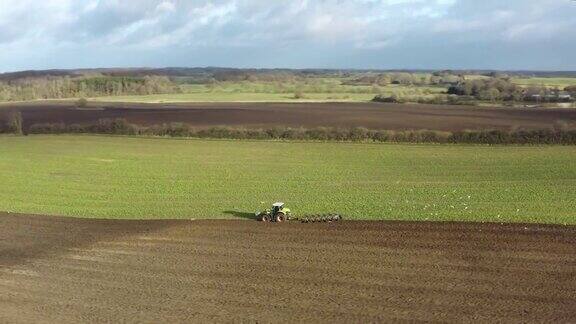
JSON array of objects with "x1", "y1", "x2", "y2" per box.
[
  {"x1": 256, "y1": 202, "x2": 343, "y2": 223},
  {"x1": 295, "y1": 214, "x2": 342, "y2": 223}
]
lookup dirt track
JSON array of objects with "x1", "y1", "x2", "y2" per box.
[
  {"x1": 2, "y1": 101, "x2": 575, "y2": 131},
  {"x1": 1, "y1": 213, "x2": 575, "y2": 323}
]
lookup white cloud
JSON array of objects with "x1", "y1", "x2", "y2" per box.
[
  {"x1": 0, "y1": 0, "x2": 575, "y2": 71},
  {"x1": 0, "y1": 0, "x2": 457, "y2": 47}
]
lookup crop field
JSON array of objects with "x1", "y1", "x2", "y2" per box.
[
  {"x1": 1, "y1": 135, "x2": 575, "y2": 224},
  {"x1": 7, "y1": 101, "x2": 576, "y2": 132},
  {"x1": 511, "y1": 77, "x2": 576, "y2": 88},
  {"x1": 1, "y1": 213, "x2": 575, "y2": 323},
  {"x1": 2, "y1": 135, "x2": 575, "y2": 323},
  {"x1": 88, "y1": 92, "x2": 376, "y2": 103},
  {"x1": 59, "y1": 76, "x2": 576, "y2": 104},
  {"x1": 87, "y1": 82, "x2": 444, "y2": 103}
]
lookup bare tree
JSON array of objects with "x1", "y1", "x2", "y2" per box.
[{"x1": 7, "y1": 110, "x2": 23, "y2": 135}]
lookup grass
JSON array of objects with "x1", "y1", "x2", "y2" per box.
[
  {"x1": 88, "y1": 92, "x2": 376, "y2": 103},
  {"x1": 1, "y1": 135, "x2": 575, "y2": 224},
  {"x1": 88, "y1": 82, "x2": 445, "y2": 103},
  {"x1": 511, "y1": 77, "x2": 576, "y2": 88}
]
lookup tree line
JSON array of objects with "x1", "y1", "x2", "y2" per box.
[
  {"x1": 2, "y1": 115, "x2": 575, "y2": 145},
  {"x1": 344, "y1": 72, "x2": 463, "y2": 86},
  {"x1": 448, "y1": 78, "x2": 575, "y2": 102},
  {"x1": 0, "y1": 76, "x2": 180, "y2": 101}
]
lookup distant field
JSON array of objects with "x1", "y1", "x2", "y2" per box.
[
  {"x1": 9, "y1": 75, "x2": 576, "y2": 104},
  {"x1": 3, "y1": 71, "x2": 575, "y2": 105},
  {"x1": 88, "y1": 83, "x2": 445, "y2": 103},
  {"x1": 1, "y1": 135, "x2": 574, "y2": 224},
  {"x1": 88, "y1": 92, "x2": 375, "y2": 103},
  {"x1": 511, "y1": 77, "x2": 576, "y2": 88},
  {"x1": 76, "y1": 76, "x2": 575, "y2": 104}
]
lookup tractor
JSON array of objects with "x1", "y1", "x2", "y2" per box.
[
  {"x1": 256, "y1": 202, "x2": 291, "y2": 222},
  {"x1": 256, "y1": 202, "x2": 343, "y2": 223}
]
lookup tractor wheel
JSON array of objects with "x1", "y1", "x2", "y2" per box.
[
  {"x1": 260, "y1": 214, "x2": 270, "y2": 222},
  {"x1": 275, "y1": 213, "x2": 286, "y2": 223}
]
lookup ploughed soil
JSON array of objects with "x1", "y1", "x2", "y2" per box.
[
  {"x1": 2, "y1": 101, "x2": 575, "y2": 131},
  {"x1": 1, "y1": 213, "x2": 575, "y2": 323}
]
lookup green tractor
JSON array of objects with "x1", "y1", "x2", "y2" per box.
[{"x1": 256, "y1": 202, "x2": 292, "y2": 222}]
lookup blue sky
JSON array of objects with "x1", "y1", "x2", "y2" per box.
[{"x1": 0, "y1": 0, "x2": 575, "y2": 72}]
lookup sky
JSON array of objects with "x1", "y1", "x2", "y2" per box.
[{"x1": 0, "y1": 0, "x2": 575, "y2": 72}]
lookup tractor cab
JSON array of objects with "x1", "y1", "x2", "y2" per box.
[{"x1": 272, "y1": 202, "x2": 284, "y2": 215}]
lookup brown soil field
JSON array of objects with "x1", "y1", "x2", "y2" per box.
[
  {"x1": 1, "y1": 213, "x2": 575, "y2": 323},
  {"x1": 1, "y1": 101, "x2": 575, "y2": 131}
]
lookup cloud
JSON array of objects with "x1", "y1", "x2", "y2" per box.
[
  {"x1": 0, "y1": 0, "x2": 575, "y2": 71},
  {"x1": 433, "y1": 0, "x2": 576, "y2": 43}
]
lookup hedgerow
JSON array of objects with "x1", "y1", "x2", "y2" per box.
[{"x1": 22, "y1": 118, "x2": 576, "y2": 145}]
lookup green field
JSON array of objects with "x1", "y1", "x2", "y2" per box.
[
  {"x1": 511, "y1": 77, "x2": 576, "y2": 88},
  {"x1": 83, "y1": 75, "x2": 575, "y2": 104},
  {"x1": 1, "y1": 135, "x2": 575, "y2": 224},
  {"x1": 89, "y1": 92, "x2": 376, "y2": 103},
  {"x1": 89, "y1": 82, "x2": 444, "y2": 103}
]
